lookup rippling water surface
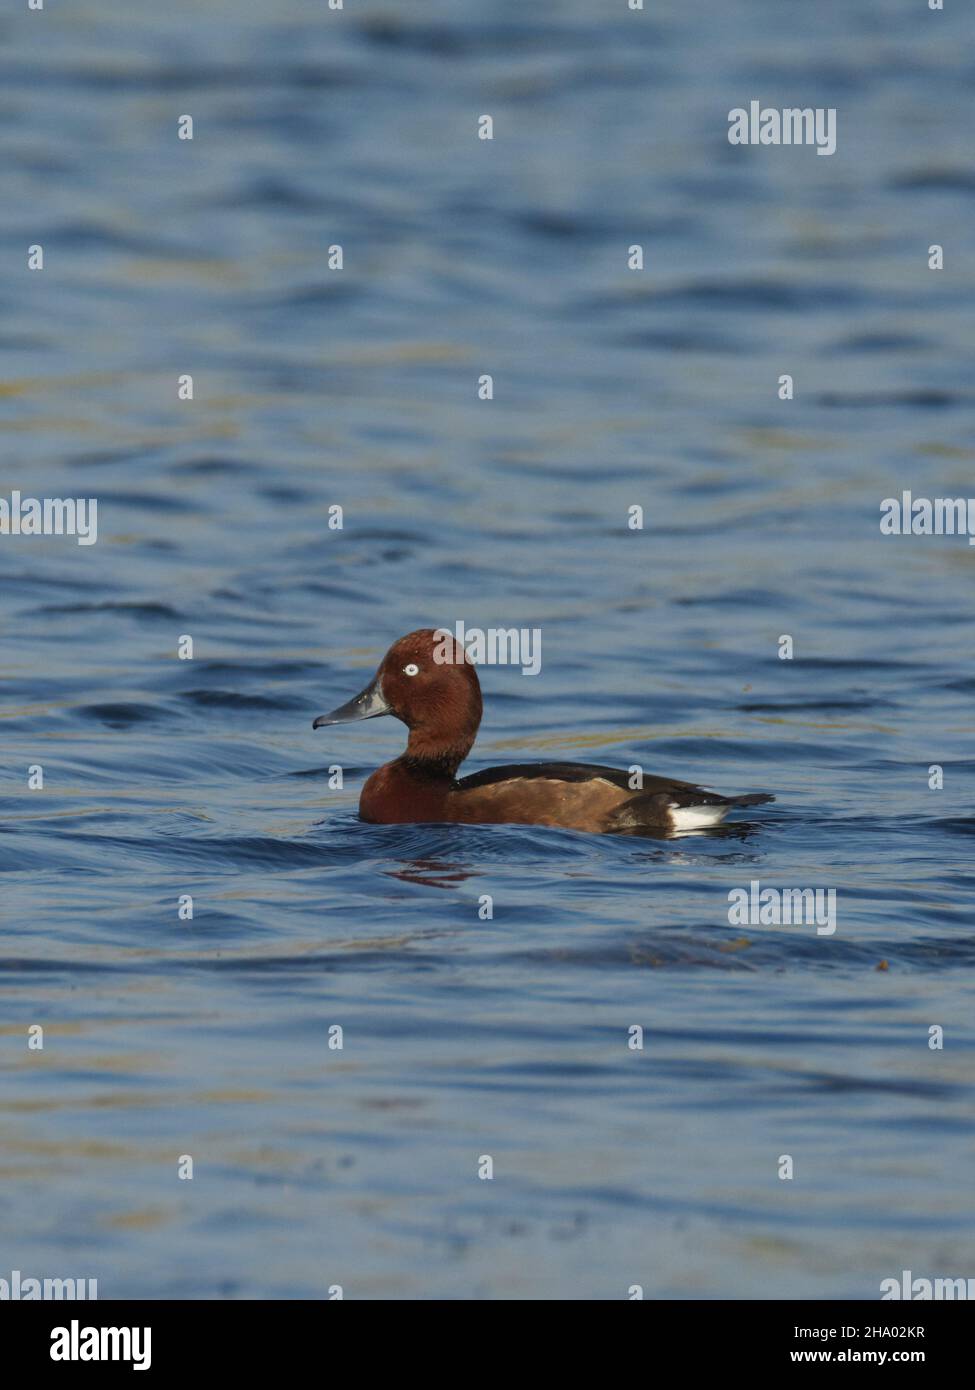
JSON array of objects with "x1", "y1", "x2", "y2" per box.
[{"x1": 2, "y1": 0, "x2": 974, "y2": 1299}]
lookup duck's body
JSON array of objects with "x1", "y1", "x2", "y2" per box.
[
  {"x1": 360, "y1": 757, "x2": 770, "y2": 834},
  {"x1": 314, "y1": 629, "x2": 774, "y2": 836}
]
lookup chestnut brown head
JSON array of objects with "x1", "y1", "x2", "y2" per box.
[{"x1": 313, "y1": 629, "x2": 483, "y2": 772}]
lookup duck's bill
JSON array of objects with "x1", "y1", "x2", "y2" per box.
[{"x1": 312, "y1": 677, "x2": 390, "y2": 728}]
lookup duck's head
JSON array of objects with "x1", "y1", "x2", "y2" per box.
[{"x1": 313, "y1": 628, "x2": 483, "y2": 771}]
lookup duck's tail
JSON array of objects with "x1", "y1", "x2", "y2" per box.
[
  {"x1": 723, "y1": 792, "x2": 775, "y2": 809},
  {"x1": 668, "y1": 791, "x2": 774, "y2": 830}
]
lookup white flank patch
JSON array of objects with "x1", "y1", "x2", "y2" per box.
[{"x1": 669, "y1": 803, "x2": 728, "y2": 830}]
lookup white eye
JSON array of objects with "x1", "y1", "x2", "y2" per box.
[{"x1": 403, "y1": 663, "x2": 419, "y2": 676}]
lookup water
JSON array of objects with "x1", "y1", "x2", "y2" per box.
[{"x1": 2, "y1": 0, "x2": 974, "y2": 1299}]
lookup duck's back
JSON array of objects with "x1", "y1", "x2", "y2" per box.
[{"x1": 452, "y1": 761, "x2": 773, "y2": 833}]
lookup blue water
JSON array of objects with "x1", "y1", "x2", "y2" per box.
[{"x1": 2, "y1": 0, "x2": 974, "y2": 1299}]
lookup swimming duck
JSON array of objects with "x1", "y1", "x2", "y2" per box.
[{"x1": 313, "y1": 629, "x2": 774, "y2": 834}]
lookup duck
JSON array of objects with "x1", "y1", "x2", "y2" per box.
[{"x1": 312, "y1": 628, "x2": 774, "y2": 835}]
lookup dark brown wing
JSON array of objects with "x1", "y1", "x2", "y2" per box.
[{"x1": 456, "y1": 760, "x2": 722, "y2": 803}]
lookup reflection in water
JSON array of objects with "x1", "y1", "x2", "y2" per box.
[{"x1": 385, "y1": 858, "x2": 479, "y2": 889}]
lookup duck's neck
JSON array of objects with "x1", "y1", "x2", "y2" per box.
[
  {"x1": 400, "y1": 725, "x2": 476, "y2": 780},
  {"x1": 401, "y1": 688, "x2": 481, "y2": 777},
  {"x1": 397, "y1": 680, "x2": 482, "y2": 780}
]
